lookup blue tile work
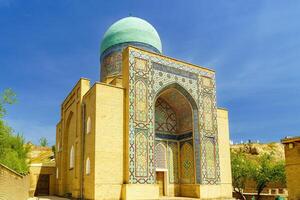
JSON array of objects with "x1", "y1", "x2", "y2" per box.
[
  {"x1": 155, "y1": 132, "x2": 193, "y2": 141},
  {"x1": 100, "y1": 42, "x2": 160, "y2": 81},
  {"x1": 127, "y1": 47, "x2": 220, "y2": 185}
]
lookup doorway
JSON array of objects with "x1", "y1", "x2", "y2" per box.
[
  {"x1": 34, "y1": 174, "x2": 50, "y2": 196},
  {"x1": 156, "y1": 171, "x2": 165, "y2": 196},
  {"x1": 154, "y1": 85, "x2": 196, "y2": 197}
]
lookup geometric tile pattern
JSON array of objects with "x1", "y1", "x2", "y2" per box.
[
  {"x1": 155, "y1": 98, "x2": 177, "y2": 134},
  {"x1": 135, "y1": 131, "x2": 148, "y2": 177},
  {"x1": 167, "y1": 142, "x2": 179, "y2": 183},
  {"x1": 155, "y1": 142, "x2": 167, "y2": 169},
  {"x1": 180, "y1": 142, "x2": 194, "y2": 184},
  {"x1": 199, "y1": 76, "x2": 221, "y2": 184},
  {"x1": 158, "y1": 89, "x2": 192, "y2": 134},
  {"x1": 127, "y1": 47, "x2": 220, "y2": 184},
  {"x1": 135, "y1": 80, "x2": 148, "y2": 122},
  {"x1": 205, "y1": 137, "x2": 216, "y2": 179},
  {"x1": 101, "y1": 51, "x2": 122, "y2": 80}
]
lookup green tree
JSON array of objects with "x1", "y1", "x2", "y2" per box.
[
  {"x1": 0, "y1": 89, "x2": 29, "y2": 174},
  {"x1": 0, "y1": 88, "x2": 16, "y2": 118},
  {"x1": 251, "y1": 153, "x2": 286, "y2": 200},
  {"x1": 39, "y1": 137, "x2": 48, "y2": 147},
  {"x1": 51, "y1": 145, "x2": 56, "y2": 158},
  {"x1": 231, "y1": 151, "x2": 252, "y2": 200}
]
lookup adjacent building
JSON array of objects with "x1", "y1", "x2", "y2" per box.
[{"x1": 281, "y1": 136, "x2": 300, "y2": 200}]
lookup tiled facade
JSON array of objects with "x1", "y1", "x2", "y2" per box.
[
  {"x1": 55, "y1": 46, "x2": 233, "y2": 199},
  {"x1": 125, "y1": 48, "x2": 220, "y2": 185}
]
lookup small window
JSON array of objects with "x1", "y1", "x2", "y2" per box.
[
  {"x1": 56, "y1": 167, "x2": 59, "y2": 179},
  {"x1": 86, "y1": 157, "x2": 90, "y2": 175},
  {"x1": 289, "y1": 143, "x2": 294, "y2": 149},
  {"x1": 70, "y1": 145, "x2": 74, "y2": 169},
  {"x1": 57, "y1": 142, "x2": 60, "y2": 152},
  {"x1": 86, "y1": 117, "x2": 91, "y2": 134}
]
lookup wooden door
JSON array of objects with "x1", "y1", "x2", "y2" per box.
[
  {"x1": 156, "y1": 171, "x2": 164, "y2": 196},
  {"x1": 35, "y1": 174, "x2": 49, "y2": 196}
]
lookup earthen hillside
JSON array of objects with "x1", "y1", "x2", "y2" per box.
[
  {"x1": 27, "y1": 143, "x2": 55, "y2": 164},
  {"x1": 231, "y1": 142, "x2": 285, "y2": 161}
]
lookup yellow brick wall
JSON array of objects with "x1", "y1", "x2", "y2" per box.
[
  {"x1": 56, "y1": 121, "x2": 63, "y2": 195},
  {"x1": 122, "y1": 48, "x2": 130, "y2": 184},
  {"x1": 198, "y1": 108, "x2": 233, "y2": 199},
  {"x1": 216, "y1": 108, "x2": 233, "y2": 198},
  {"x1": 121, "y1": 184, "x2": 159, "y2": 200},
  {"x1": 0, "y1": 164, "x2": 30, "y2": 200},
  {"x1": 284, "y1": 141, "x2": 300, "y2": 200},
  {"x1": 82, "y1": 85, "x2": 96, "y2": 200},
  {"x1": 94, "y1": 83, "x2": 124, "y2": 200},
  {"x1": 56, "y1": 78, "x2": 90, "y2": 198}
]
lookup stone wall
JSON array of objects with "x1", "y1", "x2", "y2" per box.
[{"x1": 0, "y1": 163, "x2": 30, "y2": 200}]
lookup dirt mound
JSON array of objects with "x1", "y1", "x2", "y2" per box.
[
  {"x1": 27, "y1": 143, "x2": 55, "y2": 164},
  {"x1": 231, "y1": 142, "x2": 284, "y2": 161}
]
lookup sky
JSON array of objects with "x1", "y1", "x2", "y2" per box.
[{"x1": 0, "y1": 0, "x2": 299, "y2": 145}]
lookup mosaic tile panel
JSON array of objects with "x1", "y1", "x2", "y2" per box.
[
  {"x1": 155, "y1": 98, "x2": 176, "y2": 134},
  {"x1": 155, "y1": 143, "x2": 167, "y2": 169},
  {"x1": 101, "y1": 51, "x2": 122, "y2": 80},
  {"x1": 167, "y1": 142, "x2": 179, "y2": 183},
  {"x1": 199, "y1": 76, "x2": 221, "y2": 184},
  {"x1": 180, "y1": 142, "x2": 194, "y2": 184},
  {"x1": 205, "y1": 137, "x2": 216, "y2": 179},
  {"x1": 203, "y1": 95, "x2": 213, "y2": 132},
  {"x1": 135, "y1": 131, "x2": 148, "y2": 177},
  {"x1": 135, "y1": 80, "x2": 148, "y2": 122},
  {"x1": 155, "y1": 132, "x2": 192, "y2": 141}
]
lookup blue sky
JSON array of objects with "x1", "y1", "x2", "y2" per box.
[{"x1": 0, "y1": 0, "x2": 299, "y2": 145}]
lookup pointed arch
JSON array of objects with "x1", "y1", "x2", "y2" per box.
[
  {"x1": 70, "y1": 145, "x2": 74, "y2": 169},
  {"x1": 154, "y1": 82, "x2": 201, "y2": 183},
  {"x1": 154, "y1": 82, "x2": 198, "y2": 111},
  {"x1": 86, "y1": 116, "x2": 91, "y2": 134},
  {"x1": 155, "y1": 143, "x2": 167, "y2": 169},
  {"x1": 86, "y1": 157, "x2": 91, "y2": 175},
  {"x1": 65, "y1": 111, "x2": 74, "y2": 134}
]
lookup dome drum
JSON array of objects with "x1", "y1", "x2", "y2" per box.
[{"x1": 100, "y1": 17, "x2": 162, "y2": 81}]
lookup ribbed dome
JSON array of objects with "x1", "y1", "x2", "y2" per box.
[{"x1": 100, "y1": 17, "x2": 162, "y2": 55}]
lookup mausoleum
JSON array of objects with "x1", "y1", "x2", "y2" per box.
[{"x1": 55, "y1": 17, "x2": 233, "y2": 200}]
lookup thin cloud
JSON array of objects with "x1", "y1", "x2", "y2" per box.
[
  {"x1": 6, "y1": 118, "x2": 56, "y2": 146},
  {"x1": 0, "y1": 0, "x2": 14, "y2": 7}
]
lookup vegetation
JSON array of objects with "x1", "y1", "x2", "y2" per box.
[
  {"x1": 251, "y1": 153, "x2": 286, "y2": 200},
  {"x1": 231, "y1": 147, "x2": 286, "y2": 200},
  {"x1": 0, "y1": 89, "x2": 29, "y2": 174},
  {"x1": 39, "y1": 137, "x2": 48, "y2": 147},
  {"x1": 231, "y1": 151, "x2": 252, "y2": 200},
  {"x1": 51, "y1": 145, "x2": 56, "y2": 155}
]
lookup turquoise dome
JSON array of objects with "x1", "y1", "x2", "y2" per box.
[{"x1": 100, "y1": 17, "x2": 162, "y2": 54}]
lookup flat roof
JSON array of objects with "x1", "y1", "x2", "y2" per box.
[{"x1": 281, "y1": 136, "x2": 300, "y2": 144}]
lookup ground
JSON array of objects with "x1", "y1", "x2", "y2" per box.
[
  {"x1": 28, "y1": 196, "x2": 234, "y2": 200},
  {"x1": 28, "y1": 196, "x2": 69, "y2": 200}
]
